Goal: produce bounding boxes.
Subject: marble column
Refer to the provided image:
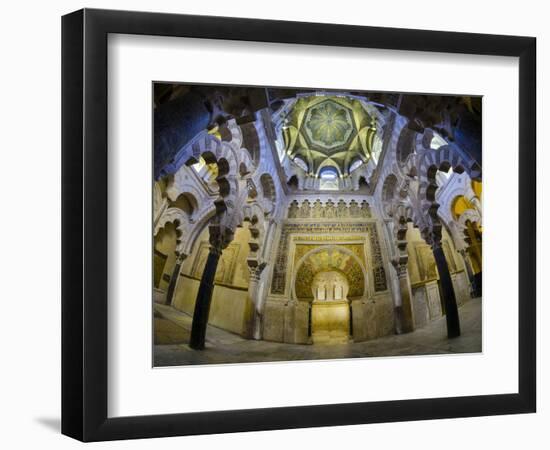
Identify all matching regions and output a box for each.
[189,244,223,350]
[244,263,266,340]
[465,223,482,298]
[458,249,476,298]
[393,261,415,333]
[389,270,404,335]
[164,253,186,306]
[433,241,461,338]
[384,221,404,335]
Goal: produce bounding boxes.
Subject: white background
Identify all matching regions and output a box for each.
[109,35,518,417]
[0,0,547,448]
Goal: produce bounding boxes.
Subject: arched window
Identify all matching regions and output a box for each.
[349,159,363,173]
[293,157,308,171]
[319,167,339,190]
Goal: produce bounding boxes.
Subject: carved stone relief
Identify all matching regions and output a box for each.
[287,199,372,219]
[271,222,387,295]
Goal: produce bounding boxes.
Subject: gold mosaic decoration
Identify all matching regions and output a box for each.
[294,245,366,299]
[271,222,387,295]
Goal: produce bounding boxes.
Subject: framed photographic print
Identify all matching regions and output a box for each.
[61,8,536,442]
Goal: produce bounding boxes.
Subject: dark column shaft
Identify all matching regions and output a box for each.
[189,249,221,350]
[433,245,461,338]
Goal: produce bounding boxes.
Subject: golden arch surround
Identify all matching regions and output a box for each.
[291,245,368,301]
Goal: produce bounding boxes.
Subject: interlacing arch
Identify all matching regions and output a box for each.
[156,119,258,257]
[179,204,218,256]
[379,171,419,268]
[416,142,482,243]
[187,132,255,231]
[418,144,481,200]
[452,208,483,251]
[153,182,165,221]
[154,207,189,249]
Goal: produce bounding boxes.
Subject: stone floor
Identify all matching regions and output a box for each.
[154,298,482,367]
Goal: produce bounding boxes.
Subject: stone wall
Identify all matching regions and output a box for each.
[263,293,394,344]
[173,276,249,336]
[352,294,394,342]
[412,280,442,329]
[412,287,430,329]
[262,300,310,344]
[452,271,471,307]
[263,300,285,343]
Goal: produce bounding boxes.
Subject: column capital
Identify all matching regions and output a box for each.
[422,225,443,250]
[175,252,188,264]
[247,261,267,281]
[208,223,233,255]
[391,258,409,277]
[395,262,409,277]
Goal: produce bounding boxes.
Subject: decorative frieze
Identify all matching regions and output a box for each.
[368,224,388,292]
[287,199,372,219]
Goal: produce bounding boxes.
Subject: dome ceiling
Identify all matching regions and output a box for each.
[283,95,378,176]
[303,100,356,153]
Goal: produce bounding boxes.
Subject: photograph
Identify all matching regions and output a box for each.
[0,1,542,446]
[152,84,483,367]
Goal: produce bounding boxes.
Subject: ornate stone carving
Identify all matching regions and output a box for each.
[286,199,373,219]
[312,199,324,218]
[368,224,388,291]
[324,199,336,218]
[248,262,267,282]
[271,222,387,295]
[337,199,349,218]
[293,244,366,298]
[349,200,360,217]
[391,259,409,278]
[360,200,372,218]
[287,200,299,218]
[299,199,311,218]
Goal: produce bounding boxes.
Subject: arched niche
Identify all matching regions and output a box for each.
[318,166,340,191]
[309,269,352,344]
[291,245,367,302]
[311,270,350,302]
[170,192,197,217]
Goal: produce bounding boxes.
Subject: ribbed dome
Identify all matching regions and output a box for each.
[283,95,378,177]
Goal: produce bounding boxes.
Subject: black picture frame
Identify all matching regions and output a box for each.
[61,8,536,442]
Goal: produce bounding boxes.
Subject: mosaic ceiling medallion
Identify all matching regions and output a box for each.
[303,100,355,153]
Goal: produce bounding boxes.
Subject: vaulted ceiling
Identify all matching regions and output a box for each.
[283,95,378,176]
